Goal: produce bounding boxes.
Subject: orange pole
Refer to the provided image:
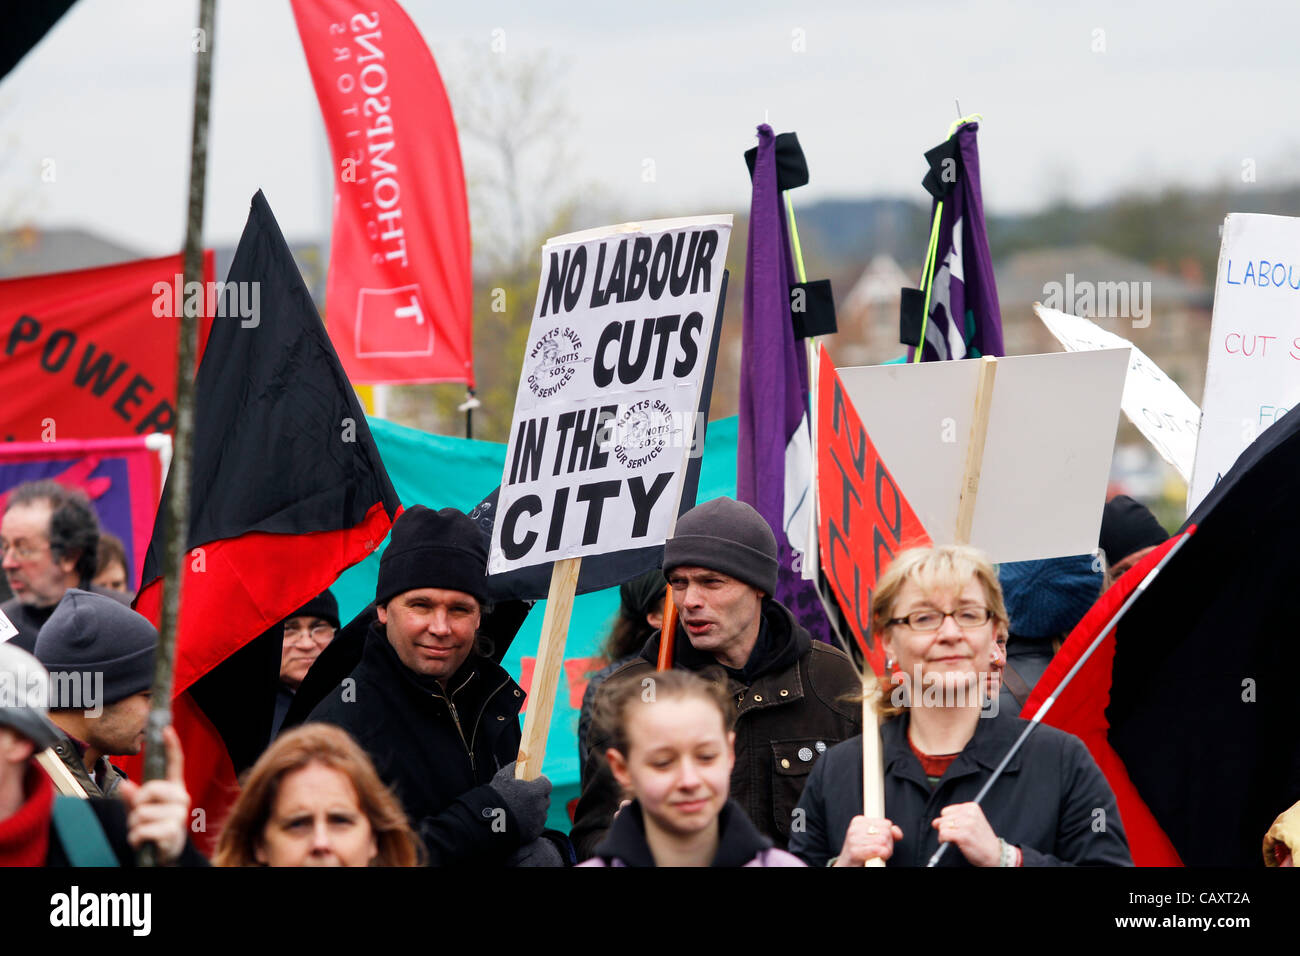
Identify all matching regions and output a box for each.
[655,584,677,670]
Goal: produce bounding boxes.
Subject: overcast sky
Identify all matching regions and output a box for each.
[3,0,1298,257]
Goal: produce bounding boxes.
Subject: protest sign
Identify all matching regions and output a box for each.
[1188,213,1300,512]
[1036,304,1200,484]
[815,345,930,675]
[0,253,214,443]
[835,349,1128,564]
[489,216,733,574]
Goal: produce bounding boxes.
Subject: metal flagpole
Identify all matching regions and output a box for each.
[926,531,1193,867]
[138,0,215,865]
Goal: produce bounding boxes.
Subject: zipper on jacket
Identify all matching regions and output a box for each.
[468,676,513,764]
[446,698,475,772]
[433,677,477,773]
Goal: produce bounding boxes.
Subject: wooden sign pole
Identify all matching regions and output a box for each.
[955,356,998,545]
[861,680,886,867]
[36,749,89,798]
[515,556,582,781]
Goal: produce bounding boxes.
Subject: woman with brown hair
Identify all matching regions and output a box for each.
[214,723,420,867]
[579,668,804,867]
[789,544,1131,868]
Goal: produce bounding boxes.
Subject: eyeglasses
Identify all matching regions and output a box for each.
[887,607,993,631]
[0,539,49,562]
[283,623,335,643]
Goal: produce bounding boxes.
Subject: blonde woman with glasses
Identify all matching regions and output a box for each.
[788,545,1132,868]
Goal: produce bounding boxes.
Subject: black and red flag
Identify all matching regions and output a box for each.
[1025,403,1300,866]
[127,191,402,851]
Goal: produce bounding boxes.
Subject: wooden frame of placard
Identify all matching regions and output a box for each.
[36,749,89,797]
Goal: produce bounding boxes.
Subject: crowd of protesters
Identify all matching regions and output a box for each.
[1,478,1294,867]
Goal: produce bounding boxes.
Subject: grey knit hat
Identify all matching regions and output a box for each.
[0,642,60,749]
[663,497,778,595]
[34,589,158,708]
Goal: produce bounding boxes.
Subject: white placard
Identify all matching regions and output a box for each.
[1188,213,1300,513]
[1035,304,1200,483]
[0,607,16,643]
[489,216,733,573]
[835,349,1128,564]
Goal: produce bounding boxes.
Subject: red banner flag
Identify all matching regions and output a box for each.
[291,0,474,386]
[0,252,213,443]
[816,345,930,674]
[1021,534,1188,866]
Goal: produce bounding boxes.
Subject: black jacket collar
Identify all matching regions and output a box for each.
[881,708,1025,790]
[592,799,773,867]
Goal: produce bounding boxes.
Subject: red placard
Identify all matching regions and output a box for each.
[0,252,213,443]
[816,345,930,674]
[291,0,473,386]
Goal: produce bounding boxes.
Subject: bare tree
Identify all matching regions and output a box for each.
[444,44,578,273]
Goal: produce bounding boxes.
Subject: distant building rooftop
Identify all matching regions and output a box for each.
[0,225,143,278]
[0,225,327,307]
[995,244,1212,310]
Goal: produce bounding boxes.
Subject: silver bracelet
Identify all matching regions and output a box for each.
[997,838,1016,867]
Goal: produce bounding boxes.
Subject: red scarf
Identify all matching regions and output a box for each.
[0,764,54,867]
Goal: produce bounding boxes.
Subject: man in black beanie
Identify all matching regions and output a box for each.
[1099,494,1169,588]
[32,588,158,797]
[570,496,861,859]
[308,505,557,867]
[271,589,339,738]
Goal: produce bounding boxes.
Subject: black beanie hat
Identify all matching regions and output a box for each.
[620,568,667,620]
[284,590,340,630]
[1100,495,1168,565]
[34,588,158,708]
[375,505,489,606]
[662,497,778,595]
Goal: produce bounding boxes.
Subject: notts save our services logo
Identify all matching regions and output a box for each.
[613,398,672,468]
[526,327,585,399]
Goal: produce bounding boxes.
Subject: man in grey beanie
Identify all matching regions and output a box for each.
[33,588,159,797]
[0,643,204,866]
[570,496,862,859]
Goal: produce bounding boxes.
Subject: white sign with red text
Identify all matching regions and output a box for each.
[1189,213,1300,512]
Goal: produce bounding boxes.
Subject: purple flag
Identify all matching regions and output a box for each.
[911,121,1004,361]
[737,124,831,643]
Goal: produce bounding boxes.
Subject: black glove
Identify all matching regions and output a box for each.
[489,761,551,844]
[507,837,565,867]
